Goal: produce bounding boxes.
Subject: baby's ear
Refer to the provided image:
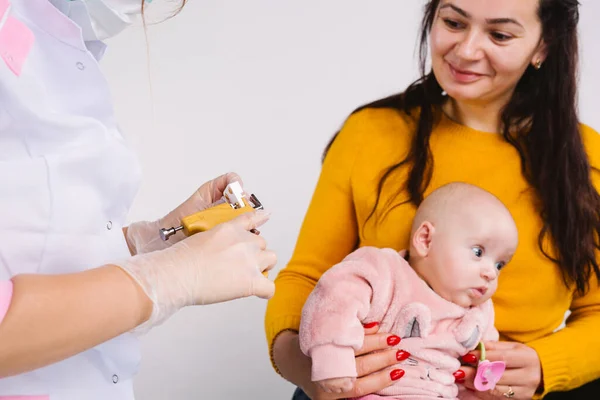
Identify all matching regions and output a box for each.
[412,221,435,257]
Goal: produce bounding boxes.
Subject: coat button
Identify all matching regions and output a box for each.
[76,62,85,70]
[106,221,113,230]
[112,374,119,384]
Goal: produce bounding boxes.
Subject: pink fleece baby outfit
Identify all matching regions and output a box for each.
[299,247,499,400]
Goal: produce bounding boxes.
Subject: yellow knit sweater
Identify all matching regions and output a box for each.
[264,107,600,397]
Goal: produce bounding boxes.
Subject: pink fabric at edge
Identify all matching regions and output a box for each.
[0,0,9,18]
[0,280,13,324]
[0,15,35,76]
[0,282,49,399]
[0,397,50,400]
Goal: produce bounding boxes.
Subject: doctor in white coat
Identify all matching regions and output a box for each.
[0,0,277,398]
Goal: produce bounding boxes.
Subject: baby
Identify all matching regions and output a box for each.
[299,182,518,399]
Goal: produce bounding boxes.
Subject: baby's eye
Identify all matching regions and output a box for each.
[472,246,483,257]
[495,261,506,271]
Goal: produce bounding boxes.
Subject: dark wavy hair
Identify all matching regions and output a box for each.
[324,0,600,295]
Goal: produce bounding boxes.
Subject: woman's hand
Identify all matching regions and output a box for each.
[273,323,408,400]
[125,172,243,255]
[118,209,276,332]
[161,172,243,227]
[459,341,542,399]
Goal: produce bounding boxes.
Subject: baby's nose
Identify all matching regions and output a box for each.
[481,265,497,280]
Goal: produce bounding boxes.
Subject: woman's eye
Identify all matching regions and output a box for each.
[444,18,464,29]
[491,32,512,42]
[495,262,506,271]
[472,247,483,257]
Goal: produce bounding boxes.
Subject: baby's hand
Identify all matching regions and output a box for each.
[316,377,356,394]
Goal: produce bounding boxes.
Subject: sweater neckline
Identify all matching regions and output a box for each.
[437,110,507,142]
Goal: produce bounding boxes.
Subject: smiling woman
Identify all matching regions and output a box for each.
[266,0,600,399]
[431,0,547,130]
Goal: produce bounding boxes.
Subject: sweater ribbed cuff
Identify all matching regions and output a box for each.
[266,315,302,376]
[528,336,572,398]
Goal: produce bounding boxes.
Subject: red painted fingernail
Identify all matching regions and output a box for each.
[390,369,405,381]
[363,322,379,329]
[387,335,401,346]
[456,379,465,384]
[461,353,478,364]
[396,350,411,361]
[453,370,466,381]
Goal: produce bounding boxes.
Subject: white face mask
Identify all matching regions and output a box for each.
[54,0,147,41]
[84,0,146,40]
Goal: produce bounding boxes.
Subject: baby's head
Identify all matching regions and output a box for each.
[408,182,518,308]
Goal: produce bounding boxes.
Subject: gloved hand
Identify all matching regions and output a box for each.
[117,209,276,333]
[125,172,242,255]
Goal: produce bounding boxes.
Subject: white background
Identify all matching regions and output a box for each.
[101,1,600,398]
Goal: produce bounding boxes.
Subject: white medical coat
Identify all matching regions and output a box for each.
[0,0,143,398]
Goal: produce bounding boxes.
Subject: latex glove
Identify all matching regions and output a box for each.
[117,209,276,332]
[125,172,242,255]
